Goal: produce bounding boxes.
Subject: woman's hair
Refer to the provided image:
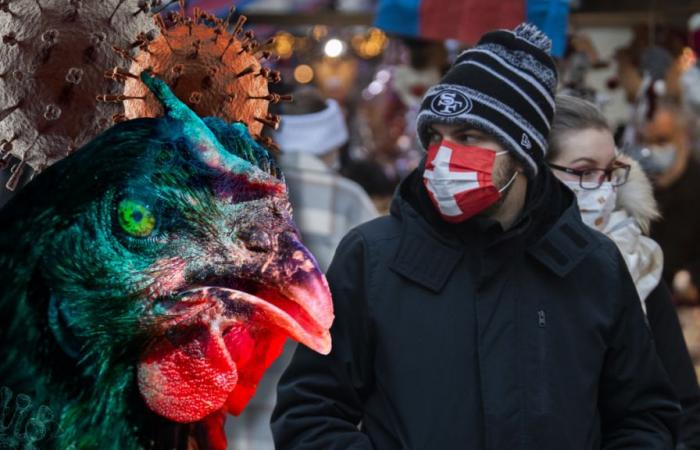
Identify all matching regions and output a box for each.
[547,94,610,161]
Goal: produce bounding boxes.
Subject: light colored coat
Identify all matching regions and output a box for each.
[604,155,663,308]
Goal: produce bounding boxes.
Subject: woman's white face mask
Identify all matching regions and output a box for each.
[564,181,617,231]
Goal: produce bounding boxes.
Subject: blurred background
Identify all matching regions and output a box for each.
[5,0,700,447]
[168,1,700,448]
[120,1,697,448]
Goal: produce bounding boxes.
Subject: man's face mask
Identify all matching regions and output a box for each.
[645,143,677,174]
[423,140,518,223]
[565,181,617,231]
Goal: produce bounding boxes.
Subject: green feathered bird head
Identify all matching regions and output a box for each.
[0,71,333,450]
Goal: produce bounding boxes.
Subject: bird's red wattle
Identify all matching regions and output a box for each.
[137,322,238,423]
[136,279,333,424]
[223,326,287,415]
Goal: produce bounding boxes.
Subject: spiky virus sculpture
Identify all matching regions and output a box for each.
[104,3,288,148]
[0,0,165,190]
[0,71,333,449]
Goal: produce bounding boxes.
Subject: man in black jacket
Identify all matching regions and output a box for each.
[271,23,680,450]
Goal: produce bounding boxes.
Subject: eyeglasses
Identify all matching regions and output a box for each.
[547,160,631,190]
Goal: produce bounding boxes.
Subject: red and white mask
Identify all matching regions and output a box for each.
[423,140,518,223]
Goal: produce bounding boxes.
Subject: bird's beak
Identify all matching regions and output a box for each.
[247,231,333,354]
[137,229,334,423]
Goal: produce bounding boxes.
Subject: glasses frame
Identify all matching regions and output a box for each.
[547,161,631,190]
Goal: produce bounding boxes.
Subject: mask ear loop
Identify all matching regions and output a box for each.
[493,151,519,193]
[498,171,519,193]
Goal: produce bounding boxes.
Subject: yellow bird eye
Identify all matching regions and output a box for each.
[117,199,156,237]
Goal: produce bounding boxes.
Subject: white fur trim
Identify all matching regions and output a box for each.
[614,154,660,234]
[601,154,663,306]
[605,211,663,305]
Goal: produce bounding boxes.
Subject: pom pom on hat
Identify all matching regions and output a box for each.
[513,23,552,54]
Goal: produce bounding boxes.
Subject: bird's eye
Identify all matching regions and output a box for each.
[117,199,156,237]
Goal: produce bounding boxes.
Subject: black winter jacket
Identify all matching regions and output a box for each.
[651,159,700,292]
[646,281,700,449]
[272,167,680,450]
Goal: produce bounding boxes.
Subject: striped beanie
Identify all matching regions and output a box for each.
[417,23,558,177]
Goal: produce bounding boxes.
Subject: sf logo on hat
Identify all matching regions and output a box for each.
[431,90,472,116]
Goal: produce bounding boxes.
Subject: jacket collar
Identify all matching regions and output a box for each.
[525,199,601,278]
[388,197,465,293]
[387,170,600,291]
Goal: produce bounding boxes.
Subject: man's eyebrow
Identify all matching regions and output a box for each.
[454,127,485,135]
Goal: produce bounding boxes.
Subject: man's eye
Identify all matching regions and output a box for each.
[456,134,480,144]
[429,132,442,143]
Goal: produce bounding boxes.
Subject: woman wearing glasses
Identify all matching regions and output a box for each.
[546,94,700,448]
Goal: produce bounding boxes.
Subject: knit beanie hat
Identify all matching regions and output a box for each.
[417,23,558,177]
[275,99,348,155]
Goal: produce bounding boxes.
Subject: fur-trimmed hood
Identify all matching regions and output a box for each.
[602,154,664,304]
[615,154,660,234]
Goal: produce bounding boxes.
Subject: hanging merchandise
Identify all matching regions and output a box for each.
[375,0,525,43]
[526,0,570,58]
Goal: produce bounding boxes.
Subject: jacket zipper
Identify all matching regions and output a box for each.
[537,309,547,413]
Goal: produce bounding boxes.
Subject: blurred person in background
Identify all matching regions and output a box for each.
[546,95,700,448]
[274,87,379,272]
[558,32,609,106]
[642,103,700,305]
[642,102,700,385]
[355,39,448,182]
[227,87,378,450]
[340,158,398,215]
[613,35,700,305]
[614,44,675,151]
[680,13,700,158]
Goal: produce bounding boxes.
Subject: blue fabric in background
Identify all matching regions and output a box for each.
[374,0,568,56]
[374,0,420,38]
[527,0,570,58]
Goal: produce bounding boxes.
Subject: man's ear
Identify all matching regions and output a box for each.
[513,159,526,174]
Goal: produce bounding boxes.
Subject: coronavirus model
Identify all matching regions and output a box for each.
[0,0,161,190]
[104,2,288,149]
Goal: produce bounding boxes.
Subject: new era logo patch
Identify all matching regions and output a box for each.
[430,90,472,117]
[521,133,532,149]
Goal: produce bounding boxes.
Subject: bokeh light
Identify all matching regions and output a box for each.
[324,38,345,58]
[294,64,314,84]
[274,32,295,59]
